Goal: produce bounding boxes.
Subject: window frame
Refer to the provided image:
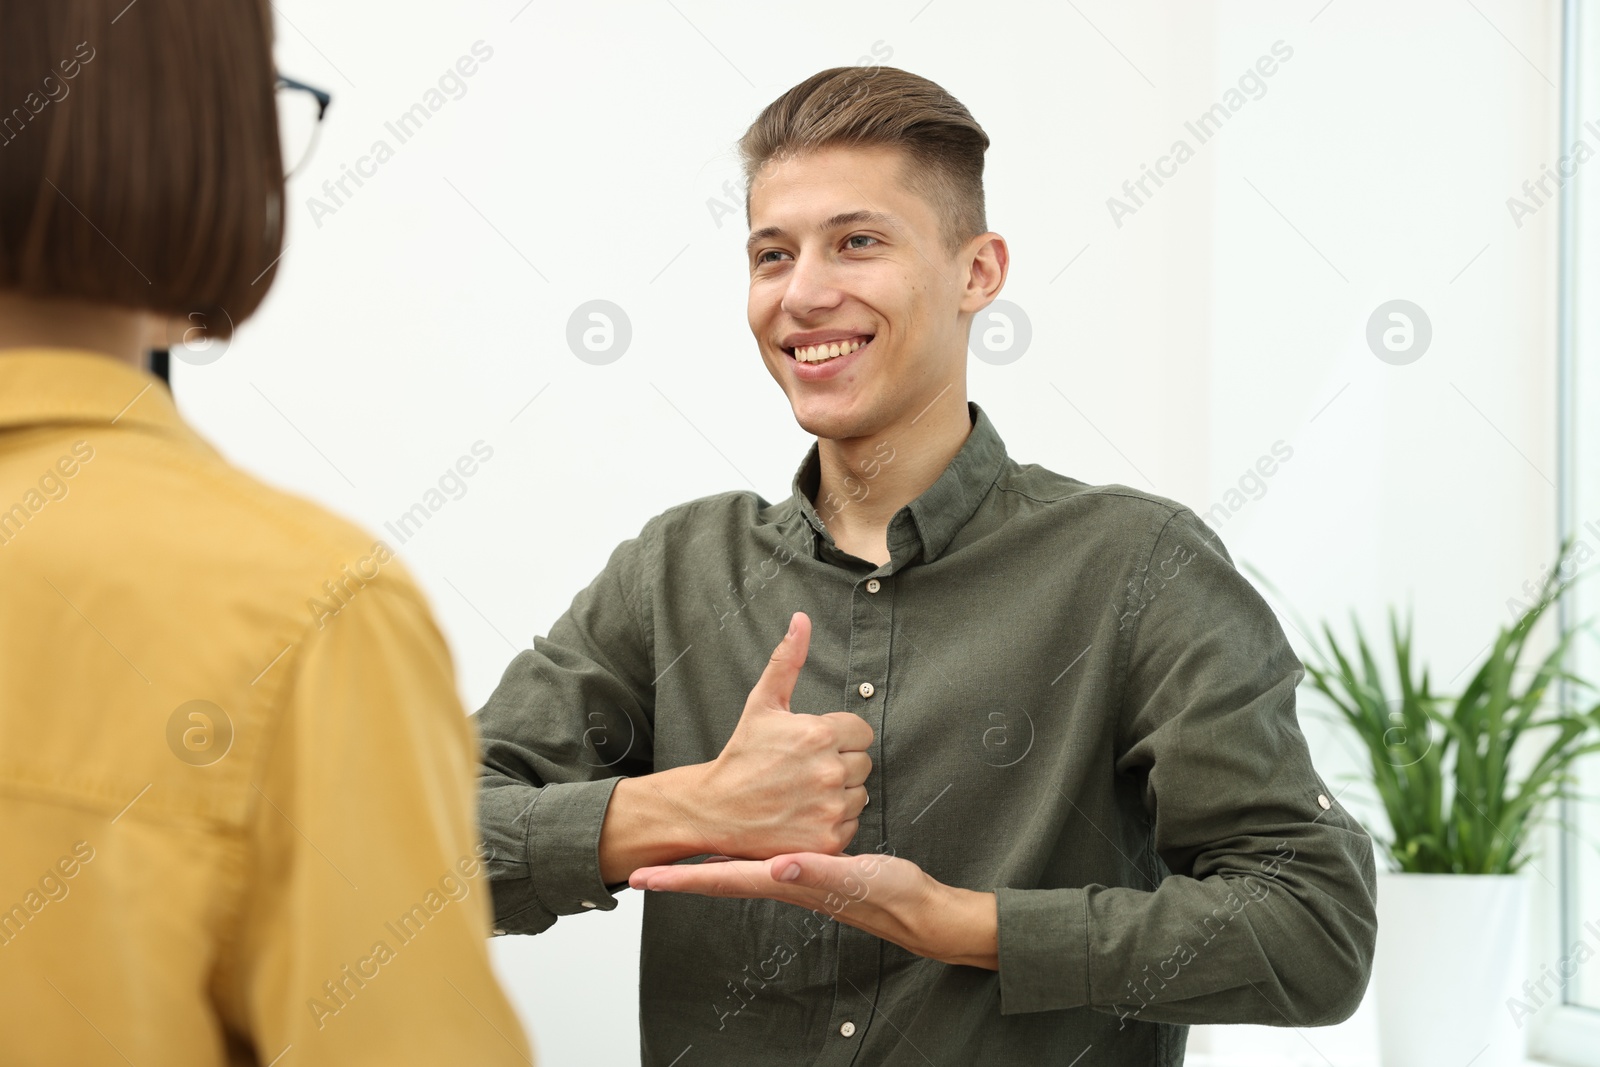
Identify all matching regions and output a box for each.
[1536,0,1600,1062]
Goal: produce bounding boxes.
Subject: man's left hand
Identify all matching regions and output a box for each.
[628,852,999,970]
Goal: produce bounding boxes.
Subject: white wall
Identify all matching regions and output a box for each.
[187,1,1564,1062]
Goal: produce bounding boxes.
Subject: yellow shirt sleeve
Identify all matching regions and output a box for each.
[217,570,535,1065]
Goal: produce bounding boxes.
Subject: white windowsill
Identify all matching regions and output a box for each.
[1183,1057,1550,1067]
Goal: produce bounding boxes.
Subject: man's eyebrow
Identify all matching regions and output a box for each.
[745,210,902,255]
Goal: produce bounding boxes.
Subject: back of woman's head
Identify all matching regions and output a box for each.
[0,1,283,339]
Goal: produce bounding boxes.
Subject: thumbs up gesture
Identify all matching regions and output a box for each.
[698,611,873,859]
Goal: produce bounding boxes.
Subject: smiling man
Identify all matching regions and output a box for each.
[475,66,1377,1065]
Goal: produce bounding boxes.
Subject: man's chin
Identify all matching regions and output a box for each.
[789,403,869,443]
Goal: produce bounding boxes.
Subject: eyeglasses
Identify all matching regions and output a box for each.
[276,73,331,179]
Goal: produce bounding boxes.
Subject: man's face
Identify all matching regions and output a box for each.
[746,143,987,441]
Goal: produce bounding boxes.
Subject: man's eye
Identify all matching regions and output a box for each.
[846,234,879,250]
[755,249,788,265]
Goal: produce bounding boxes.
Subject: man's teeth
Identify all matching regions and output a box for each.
[793,336,871,363]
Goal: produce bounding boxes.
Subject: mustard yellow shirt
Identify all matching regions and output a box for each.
[0,350,534,1066]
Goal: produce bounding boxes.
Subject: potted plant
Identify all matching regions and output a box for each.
[1250,542,1600,1065]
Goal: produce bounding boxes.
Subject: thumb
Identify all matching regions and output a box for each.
[769,852,852,889]
[746,611,809,714]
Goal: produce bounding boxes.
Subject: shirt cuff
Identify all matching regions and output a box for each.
[524,777,627,918]
[485,776,626,934]
[994,886,1091,1015]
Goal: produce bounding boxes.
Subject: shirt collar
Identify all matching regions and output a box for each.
[0,349,188,437]
[788,400,1009,566]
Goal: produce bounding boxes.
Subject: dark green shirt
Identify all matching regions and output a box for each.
[474,401,1377,1066]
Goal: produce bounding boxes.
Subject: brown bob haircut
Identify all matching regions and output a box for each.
[0,0,284,339]
[737,65,990,260]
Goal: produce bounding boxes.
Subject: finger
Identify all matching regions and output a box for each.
[744,611,810,715]
[768,852,861,889]
[629,859,776,896]
[839,751,871,788]
[820,710,874,752]
[844,785,868,819]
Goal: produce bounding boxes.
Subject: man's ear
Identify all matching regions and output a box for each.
[961,233,1009,313]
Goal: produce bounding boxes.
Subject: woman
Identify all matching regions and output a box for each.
[0,3,534,1063]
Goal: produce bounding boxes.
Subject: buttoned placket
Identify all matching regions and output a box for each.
[791,452,956,1061]
[797,517,909,1065]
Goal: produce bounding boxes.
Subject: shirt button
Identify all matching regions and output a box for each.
[840,1021,857,1038]
[1317,794,1331,810]
[865,578,881,593]
[580,900,598,909]
[858,681,875,699]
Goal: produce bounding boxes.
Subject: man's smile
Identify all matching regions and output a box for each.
[783,336,873,380]
[784,334,874,364]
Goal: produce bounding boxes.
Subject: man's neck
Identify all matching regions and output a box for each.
[813,389,973,567]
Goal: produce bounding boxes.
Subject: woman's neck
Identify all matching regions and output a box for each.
[0,291,157,367]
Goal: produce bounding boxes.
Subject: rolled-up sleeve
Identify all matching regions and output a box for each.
[995,507,1378,1027]
[473,524,659,935]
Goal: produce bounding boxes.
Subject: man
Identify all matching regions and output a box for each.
[476,65,1376,1064]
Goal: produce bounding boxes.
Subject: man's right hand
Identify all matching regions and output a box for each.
[694,611,873,858]
[596,611,873,884]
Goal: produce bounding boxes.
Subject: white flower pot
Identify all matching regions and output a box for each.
[1375,871,1529,1066]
